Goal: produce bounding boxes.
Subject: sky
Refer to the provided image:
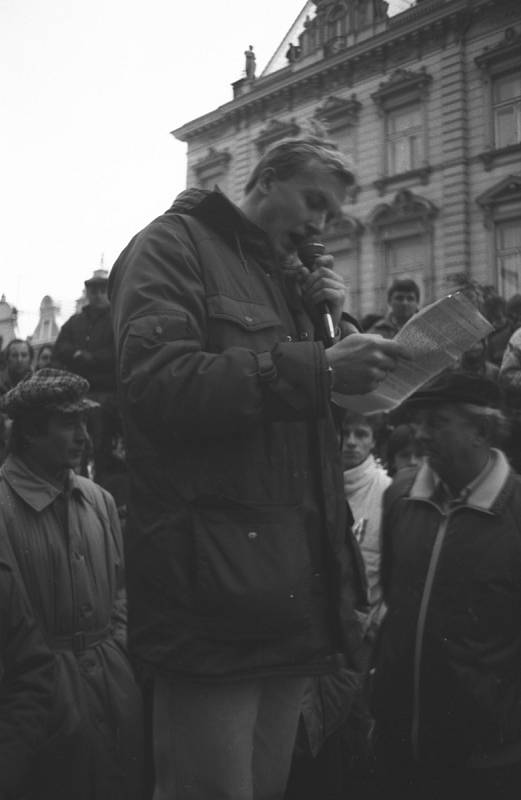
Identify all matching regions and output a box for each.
[1,0,409,337]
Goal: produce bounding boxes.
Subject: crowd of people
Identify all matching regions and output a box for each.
[0,136,520,800]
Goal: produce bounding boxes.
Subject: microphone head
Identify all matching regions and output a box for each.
[297,242,325,269]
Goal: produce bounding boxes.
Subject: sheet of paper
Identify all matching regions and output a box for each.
[332,292,493,414]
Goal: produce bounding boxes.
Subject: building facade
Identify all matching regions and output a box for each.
[0,295,18,349]
[173,0,521,318]
[31,295,60,349]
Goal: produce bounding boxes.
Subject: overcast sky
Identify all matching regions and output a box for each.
[1,0,408,336]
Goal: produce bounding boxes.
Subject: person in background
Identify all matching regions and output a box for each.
[0,338,33,395]
[35,344,54,371]
[373,372,521,800]
[0,368,143,800]
[0,560,54,799]
[110,136,407,800]
[341,412,390,639]
[368,279,420,339]
[53,270,119,480]
[384,423,422,477]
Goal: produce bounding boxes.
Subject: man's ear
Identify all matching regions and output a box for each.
[256,167,277,196]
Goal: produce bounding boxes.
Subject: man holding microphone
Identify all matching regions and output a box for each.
[110,136,407,800]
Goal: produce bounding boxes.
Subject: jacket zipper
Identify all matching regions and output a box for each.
[411,514,449,760]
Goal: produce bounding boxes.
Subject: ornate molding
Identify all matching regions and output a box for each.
[475,27,521,73]
[326,213,364,243]
[193,147,231,179]
[478,143,521,172]
[369,188,438,232]
[314,94,361,131]
[476,174,521,227]
[371,67,432,110]
[373,166,432,196]
[255,118,301,153]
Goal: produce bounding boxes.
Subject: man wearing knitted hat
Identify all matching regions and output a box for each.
[371,371,521,799]
[0,368,143,800]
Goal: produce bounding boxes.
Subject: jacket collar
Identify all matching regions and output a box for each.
[1,454,87,512]
[409,448,511,512]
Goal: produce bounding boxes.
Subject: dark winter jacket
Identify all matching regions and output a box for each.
[53,305,116,392]
[372,451,521,768]
[109,189,365,681]
[0,561,54,797]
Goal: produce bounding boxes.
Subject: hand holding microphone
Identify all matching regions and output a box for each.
[297,242,346,347]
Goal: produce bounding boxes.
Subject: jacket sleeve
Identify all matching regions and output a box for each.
[110,219,331,443]
[0,563,54,798]
[52,317,79,371]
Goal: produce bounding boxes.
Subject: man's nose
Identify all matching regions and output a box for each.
[307,212,328,236]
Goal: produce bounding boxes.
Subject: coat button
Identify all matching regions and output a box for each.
[247,531,258,540]
[154,325,162,335]
[244,315,254,324]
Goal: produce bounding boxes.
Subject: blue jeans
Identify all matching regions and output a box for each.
[153,674,308,800]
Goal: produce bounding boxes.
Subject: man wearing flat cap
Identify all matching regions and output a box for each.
[53,269,119,480]
[371,371,521,799]
[0,369,143,800]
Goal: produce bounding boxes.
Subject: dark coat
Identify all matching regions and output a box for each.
[0,561,54,797]
[53,305,116,392]
[109,189,365,680]
[373,453,521,767]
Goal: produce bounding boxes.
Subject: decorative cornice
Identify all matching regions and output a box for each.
[475,26,521,72]
[193,147,231,177]
[255,118,301,152]
[374,166,432,196]
[326,213,364,242]
[478,143,521,171]
[369,188,438,230]
[172,1,503,143]
[476,174,521,211]
[314,94,361,130]
[371,67,432,109]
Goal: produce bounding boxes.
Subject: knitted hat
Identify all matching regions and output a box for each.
[0,368,99,418]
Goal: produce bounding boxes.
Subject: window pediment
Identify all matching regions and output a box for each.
[371,67,432,110]
[369,189,438,232]
[194,147,231,179]
[326,213,364,242]
[476,174,521,225]
[314,94,361,130]
[475,28,521,74]
[255,118,301,153]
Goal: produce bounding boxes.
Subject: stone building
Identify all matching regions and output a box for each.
[0,295,18,350]
[31,295,60,349]
[173,0,521,319]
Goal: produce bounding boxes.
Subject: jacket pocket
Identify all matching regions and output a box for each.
[192,497,312,641]
[206,294,283,351]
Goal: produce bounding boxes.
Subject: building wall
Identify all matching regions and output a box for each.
[174,0,521,318]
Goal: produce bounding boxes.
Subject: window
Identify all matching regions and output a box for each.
[385,236,425,302]
[493,72,521,149]
[496,218,521,297]
[386,104,423,175]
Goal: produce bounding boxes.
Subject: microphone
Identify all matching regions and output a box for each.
[297,242,336,347]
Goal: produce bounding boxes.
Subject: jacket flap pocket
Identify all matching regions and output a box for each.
[207,295,281,332]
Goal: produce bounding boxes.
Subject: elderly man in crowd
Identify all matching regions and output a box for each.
[0,368,143,800]
[110,136,407,800]
[372,371,521,800]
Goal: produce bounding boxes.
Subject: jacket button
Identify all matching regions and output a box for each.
[289,593,296,599]
[285,335,293,342]
[244,315,254,324]
[155,325,162,335]
[247,531,258,540]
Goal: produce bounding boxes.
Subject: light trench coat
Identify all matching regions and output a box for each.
[0,455,143,800]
